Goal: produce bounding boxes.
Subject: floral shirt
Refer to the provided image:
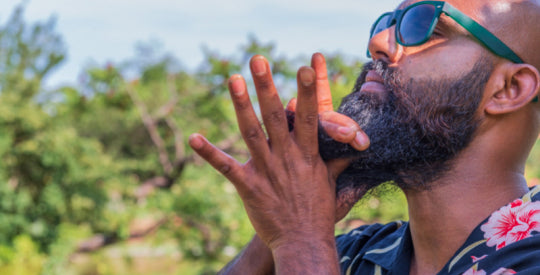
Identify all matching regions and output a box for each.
[336,185,540,275]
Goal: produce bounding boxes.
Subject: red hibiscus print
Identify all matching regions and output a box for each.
[462,267,516,275]
[462,267,486,275]
[471,255,487,263]
[491,268,516,275]
[480,199,540,250]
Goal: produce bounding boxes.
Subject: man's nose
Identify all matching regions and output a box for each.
[367,26,403,64]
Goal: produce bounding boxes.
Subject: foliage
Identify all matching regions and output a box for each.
[0,234,45,275]
[0,6,276,274]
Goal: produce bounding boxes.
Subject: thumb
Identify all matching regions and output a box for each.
[320,111,370,151]
[326,158,352,182]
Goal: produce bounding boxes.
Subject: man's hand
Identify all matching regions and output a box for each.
[191,53,369,274]
[190,54,342,244]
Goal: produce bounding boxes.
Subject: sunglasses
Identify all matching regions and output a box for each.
[367,1,523,64]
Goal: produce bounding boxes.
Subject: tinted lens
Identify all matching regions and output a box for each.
[398,4,437,45]
[371,13,393,37]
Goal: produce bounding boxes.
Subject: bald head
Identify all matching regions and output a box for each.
[475,0,540,70]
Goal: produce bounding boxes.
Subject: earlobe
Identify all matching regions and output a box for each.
[485,63,540,115]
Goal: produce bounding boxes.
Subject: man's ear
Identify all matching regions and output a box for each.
[484,63,540,115]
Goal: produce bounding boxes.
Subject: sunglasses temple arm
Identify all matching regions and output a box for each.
[443,4,523,64]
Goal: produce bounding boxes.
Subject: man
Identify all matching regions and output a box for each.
[189,0,540,273]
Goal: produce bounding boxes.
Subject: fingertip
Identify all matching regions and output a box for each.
[189,133,205,150]
[250,54,266,62]
[298,66,316,87]
[311,52,325,64]
[250,55,268,76]
[298,65,316,73]
[352,132,370,151]
[228,74,246,97]
[228,74,243,83]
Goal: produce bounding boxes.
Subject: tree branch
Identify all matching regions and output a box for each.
[75,217,168,253]
[126,85,173,175]
[152,76,178,120]
[166,117,185,167]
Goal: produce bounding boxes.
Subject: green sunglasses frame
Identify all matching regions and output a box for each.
[368,1,524,64]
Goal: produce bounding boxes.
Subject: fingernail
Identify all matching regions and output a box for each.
[229,75,244,96]
[354,132,369,149]
[337,126,353,136]
[189,134,203,149]
[251,56,266,76]
[299,68,314,87]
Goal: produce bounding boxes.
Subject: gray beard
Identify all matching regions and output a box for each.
[316,57,493,194]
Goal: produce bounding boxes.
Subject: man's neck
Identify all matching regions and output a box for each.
[404,150,530,275]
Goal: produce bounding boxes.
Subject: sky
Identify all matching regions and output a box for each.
[2,0,400,88]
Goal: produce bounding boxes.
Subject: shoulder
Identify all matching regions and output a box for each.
[458,234,540,274]
[447,186,540,274]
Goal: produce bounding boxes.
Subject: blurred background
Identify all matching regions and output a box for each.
[0,0,538,274]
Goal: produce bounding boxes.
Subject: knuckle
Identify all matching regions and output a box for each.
[267,172,280,186]
[318,98,333,107]
[301,152,317,166]
[317,73,328,81]
[244,127,262,142]
[234,98,252,110]
[329,134,347,143]
[219,164,233,175]
[255,78,273,91]
[302,150,318,167]
[263,110,285,125]
[298,113,318,127]
[241,182,261,199]
[240,186,255,198]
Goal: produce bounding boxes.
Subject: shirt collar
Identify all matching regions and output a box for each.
[362,220,412,271]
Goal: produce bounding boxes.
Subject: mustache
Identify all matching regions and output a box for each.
[352,60,401,94]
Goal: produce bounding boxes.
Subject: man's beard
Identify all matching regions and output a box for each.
[317,56,494,195]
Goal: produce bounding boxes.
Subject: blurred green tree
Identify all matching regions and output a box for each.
[0,5,121,275]
[0,5,412,275]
